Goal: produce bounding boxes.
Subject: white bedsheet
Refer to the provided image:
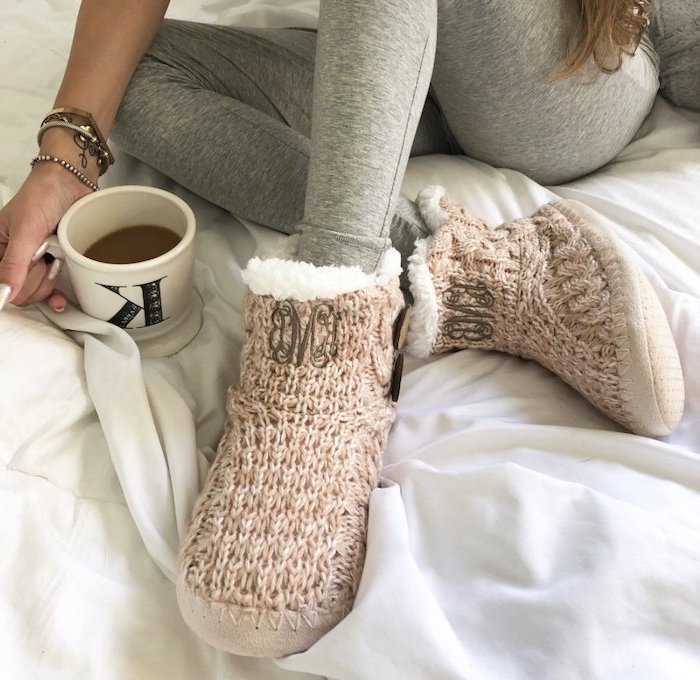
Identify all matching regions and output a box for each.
[1,2,699,679]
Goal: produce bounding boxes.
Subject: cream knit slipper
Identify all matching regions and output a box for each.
[176,249,407,657]
[406,186,685,437]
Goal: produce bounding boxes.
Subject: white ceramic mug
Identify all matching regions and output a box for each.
[48,185,203,357]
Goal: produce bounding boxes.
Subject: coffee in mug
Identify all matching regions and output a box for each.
[83,225,182,264]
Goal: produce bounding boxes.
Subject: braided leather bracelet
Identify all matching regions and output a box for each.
[31,155,99,192]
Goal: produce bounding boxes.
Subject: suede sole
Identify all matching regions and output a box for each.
[552,200,684,436]
[176,578,350,658]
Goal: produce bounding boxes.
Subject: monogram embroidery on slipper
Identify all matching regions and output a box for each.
[442,283,494,342]
[269,301,339,367]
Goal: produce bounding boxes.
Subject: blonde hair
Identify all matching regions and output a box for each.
[561,0,653,76]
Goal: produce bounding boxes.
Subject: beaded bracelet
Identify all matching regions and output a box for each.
[31,155,99,192]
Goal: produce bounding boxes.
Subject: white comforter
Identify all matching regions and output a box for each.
[1,2,699,679]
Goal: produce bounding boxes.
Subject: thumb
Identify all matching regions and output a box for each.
[0,231,43,307]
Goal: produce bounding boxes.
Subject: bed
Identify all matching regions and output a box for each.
[1,1,699,679]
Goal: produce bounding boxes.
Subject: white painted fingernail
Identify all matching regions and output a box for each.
[31,241,49,263]
[47,259,62,281]
[0,284,11,311]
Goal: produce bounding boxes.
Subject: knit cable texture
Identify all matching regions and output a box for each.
[422,195,684,433]
[178,275,404,638]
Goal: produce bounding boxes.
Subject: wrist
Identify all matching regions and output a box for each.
[30,155,95,203]
[38,126,101,184]
[40,107,114,175]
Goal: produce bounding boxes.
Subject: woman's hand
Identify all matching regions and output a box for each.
[0,0,173,312]
[0,163,92,312]
[0,0,172,313]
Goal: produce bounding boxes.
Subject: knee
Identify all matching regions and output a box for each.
[111,63,151,150]
[112,19,182,148]
[141,18,186,67]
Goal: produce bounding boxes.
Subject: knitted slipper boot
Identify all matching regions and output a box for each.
[406,186,684,437]
[177,249,407,657]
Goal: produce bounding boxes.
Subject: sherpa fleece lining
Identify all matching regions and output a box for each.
[404,185,449,357]
[415,184,449,231]
[242,247,402,302]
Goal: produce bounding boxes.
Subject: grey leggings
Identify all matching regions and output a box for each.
[112,0,698,276]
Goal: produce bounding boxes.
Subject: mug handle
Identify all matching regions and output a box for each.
[39,235,69,288]
[43,234,64,262]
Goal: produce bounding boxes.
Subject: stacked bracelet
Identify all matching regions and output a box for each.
[31,155,99,192]
[39,106,114,176]
[38,118,110,175]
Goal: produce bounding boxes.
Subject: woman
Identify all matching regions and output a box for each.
[0,0,695,658]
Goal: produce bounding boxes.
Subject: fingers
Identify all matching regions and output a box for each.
[47,290,67,313]
[9,259,48,306]
[0,284,10,311]
[0,231,44,305]
[0,240,63,311]
[0,242,50,311]
[9,258,64,308]
[31,240,50,263]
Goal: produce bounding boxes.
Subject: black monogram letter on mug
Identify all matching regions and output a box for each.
[97,277,169,328]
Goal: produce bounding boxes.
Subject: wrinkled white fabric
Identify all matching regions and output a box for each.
[1,1,700,679]
[36,304,210,581]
